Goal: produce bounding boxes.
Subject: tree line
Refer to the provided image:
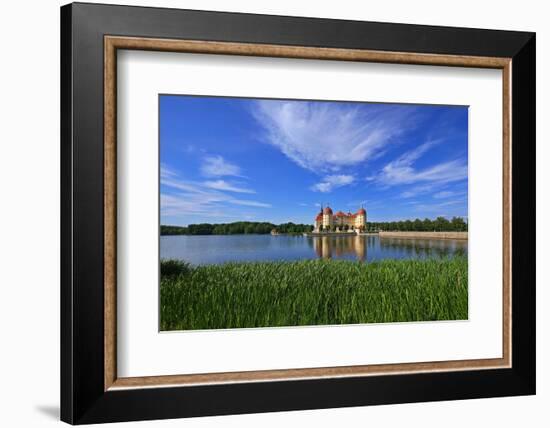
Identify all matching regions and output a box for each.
[161,217,467,236]
[161,221,313,236]
[366,216,467,232]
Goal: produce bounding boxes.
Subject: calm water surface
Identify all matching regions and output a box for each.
[161,234,467,265]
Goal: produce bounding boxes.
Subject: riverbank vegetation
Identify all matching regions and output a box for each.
[367,217,467,232]
[160,256,468,331]
[161,222,313,236]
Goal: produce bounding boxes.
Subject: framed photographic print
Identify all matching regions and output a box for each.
[60,2,535,424]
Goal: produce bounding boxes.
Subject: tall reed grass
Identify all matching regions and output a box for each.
[160,257,467,331]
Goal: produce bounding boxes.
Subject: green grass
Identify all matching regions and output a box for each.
[160,257,468,331]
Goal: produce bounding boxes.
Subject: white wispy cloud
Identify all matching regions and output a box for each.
[310,174,355,193]
[399,184,438,198]
[230,200,271,208]
[253,100,417,172]
[374,141,467,187]
[200,155,244,177]
[161,194,228,217]
[433,190,460,199]
[160,163,179,179]
[412,199,467,216]
[203,180,255,194]
[380,159,467,186]
[415,199,464,209]
[161,165,270,219]
[400,185,467,200]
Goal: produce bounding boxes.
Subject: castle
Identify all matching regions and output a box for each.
[313,206,367,232]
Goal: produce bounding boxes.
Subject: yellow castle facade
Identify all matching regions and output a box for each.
[313,206,367,232]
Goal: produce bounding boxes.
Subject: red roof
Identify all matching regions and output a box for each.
[358,208,366,215]
[335,211,346,217]
[323,207,333,215]
[315,214,323,221]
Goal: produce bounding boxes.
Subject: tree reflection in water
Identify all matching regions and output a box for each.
[311,235,467,261]
[379,237,467,259]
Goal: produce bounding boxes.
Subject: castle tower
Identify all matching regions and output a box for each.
[355,207,367,229]
[322,206,334,228]
[314,210,323,231]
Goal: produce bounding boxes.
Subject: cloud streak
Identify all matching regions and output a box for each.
[203,180,255,194]
[399,184,439,198]
[433,190,465,199]
[412,199,467,216]
[201,155,244,177]
[310,174,355,193]
[161,164,271,220]
[253,100,418,173]
[374,141,467,188]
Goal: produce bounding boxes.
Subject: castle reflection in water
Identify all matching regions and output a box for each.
[313,235,368,261]
[311,235,467,261]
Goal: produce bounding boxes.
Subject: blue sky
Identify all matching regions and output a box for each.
[160,95,468,226]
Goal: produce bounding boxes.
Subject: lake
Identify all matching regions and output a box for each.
[160,234,468,265]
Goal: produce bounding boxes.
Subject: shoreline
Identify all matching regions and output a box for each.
[163,231,468,239]
[379,231,468,240]
[303,231,467,239]
[304,231,362,237]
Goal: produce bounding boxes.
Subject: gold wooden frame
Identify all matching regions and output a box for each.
[104,36,512,391]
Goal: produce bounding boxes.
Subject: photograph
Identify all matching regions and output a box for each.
[159,95,469,331]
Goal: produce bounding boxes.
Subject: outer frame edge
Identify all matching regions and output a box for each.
[60,3,75,425]
[510,33,536,395]
[63,3,536,424]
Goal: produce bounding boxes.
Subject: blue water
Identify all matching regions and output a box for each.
[160,234,467,265]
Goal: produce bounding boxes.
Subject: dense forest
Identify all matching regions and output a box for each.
[161,221,313,236]
[161,217,466,235]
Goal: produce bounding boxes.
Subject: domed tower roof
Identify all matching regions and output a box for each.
[357,207,366,215]
[323,206,333,215]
